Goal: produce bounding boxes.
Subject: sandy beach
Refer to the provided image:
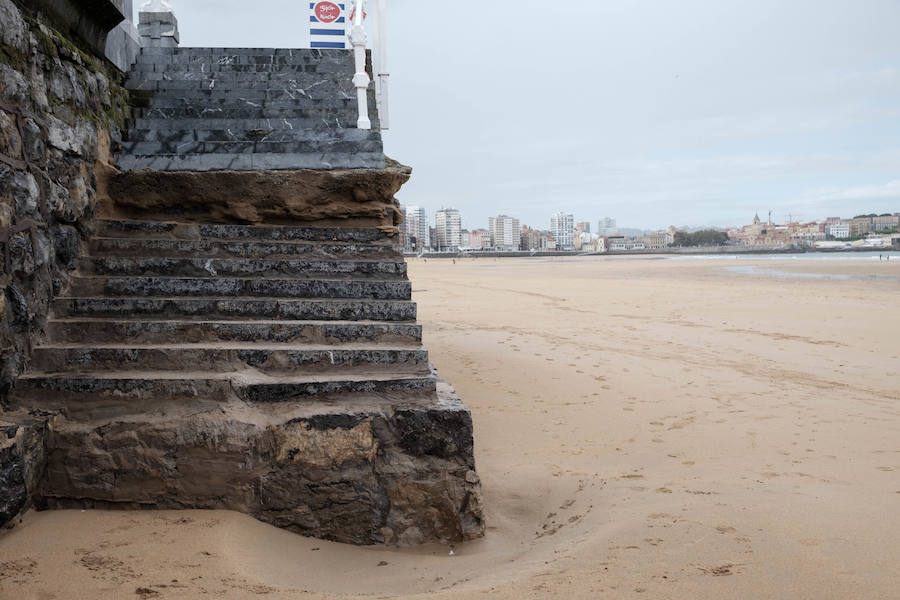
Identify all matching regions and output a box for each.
[1,255,898,600]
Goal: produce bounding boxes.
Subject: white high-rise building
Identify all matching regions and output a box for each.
[597,217,617,236]
[434,208,462,251]
[551,212,575,250]
[404,206,429,251]
[488,215,521,251]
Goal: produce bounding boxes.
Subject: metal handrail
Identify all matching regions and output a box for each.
[349,0,389,131]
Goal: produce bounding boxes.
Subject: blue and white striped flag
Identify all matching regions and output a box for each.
[310,2,347,49]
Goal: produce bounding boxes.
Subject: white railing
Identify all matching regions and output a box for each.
[349,0,390,130]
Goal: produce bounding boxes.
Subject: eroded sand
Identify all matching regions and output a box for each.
[1,256,898,599]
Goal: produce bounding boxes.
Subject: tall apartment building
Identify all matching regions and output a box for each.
[551,212,575,250]
[434,208,462,251]
[597,217,617,236]
[404,206,429,251]
[488,214,521,250]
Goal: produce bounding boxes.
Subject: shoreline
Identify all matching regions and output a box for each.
[406,246,900,259]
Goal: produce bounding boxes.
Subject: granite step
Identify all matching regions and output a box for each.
[68,276,411,300]
[127,78,364,91]
[128,71,358,85]
[120,139,383,156]
[116,152,386,171]
[94,221,397,244]
[78,257,406,279]
[30,344,431,375]
[132,63,360,74]
[141,98,358,110]
[133,87,357,102]
[53,297,417,321]
[134,106,364,120]
[88,238,399,260]
[46,319,423,345]
[12,370,437,406]
[131,118,361,131]
[126,128,379,144]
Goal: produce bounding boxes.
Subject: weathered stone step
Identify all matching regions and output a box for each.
[89,238,399,260]
[47,319,422,345]
[120,139,383,157]
[132,62,355,73]
[13,371,437,406]
[95,221,397,244]
[31,345,430,375]
[129,71,358,85]
[134,47,354,66]
[128,77,362,91]
[134,88,356,105]
[134,105,364,120]
[68,276,411,300]
[79,256,406,279]
[126,128,379,145]
[116,152,386,171]
[141,97,358,111]
[53,297,417,321]
[132,117,360,131]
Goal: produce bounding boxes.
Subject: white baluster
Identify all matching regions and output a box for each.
[349,0,371,130]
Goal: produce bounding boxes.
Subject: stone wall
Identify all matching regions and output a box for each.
[1,0,129,395]
[0,0,129,524]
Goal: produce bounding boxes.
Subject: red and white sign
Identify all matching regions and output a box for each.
[314,1,341,24]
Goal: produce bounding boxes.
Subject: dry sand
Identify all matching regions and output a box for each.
[1,255,898,599]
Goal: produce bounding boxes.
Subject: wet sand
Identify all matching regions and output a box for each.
[2,256,898,599]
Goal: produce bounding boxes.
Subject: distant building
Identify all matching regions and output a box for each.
[849,217,871,238]
[640,231,669,250]
[434,208,462,251]
[597,217,617,236]
[404,206,429,251]
[520,226,550,251]
[827,221,851,239]
[466,228,492,250]
[488,214,521,251]
[550,212,575,250]
[576,221,591,234]
[872,215,900,232]
[607,235,645,251]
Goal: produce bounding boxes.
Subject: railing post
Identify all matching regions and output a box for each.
[349,0,371,130]
[375,0,389,130]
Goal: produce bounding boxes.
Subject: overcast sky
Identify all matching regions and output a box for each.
[163,0,899,231]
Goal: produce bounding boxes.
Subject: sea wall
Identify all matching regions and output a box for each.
[0,0,129,523]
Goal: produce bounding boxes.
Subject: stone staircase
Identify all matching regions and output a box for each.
[3,46,483,546]
[9,218,483,545]
[17,219,430,401]
[120,47,384,171]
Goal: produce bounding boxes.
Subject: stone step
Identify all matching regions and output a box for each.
[53,297,417,321]
[132,62,357,74]
[78,256,406,279]
[68,276,411,300]
[13,370,437,406]
[126,128,378,144]
[94,221,397,244]
[133,87,356,103]
[132,117,361,131]
[120,139,383,157]
[128,71,358,85]
[128,79,360,92]
[30,344,431,375]
[88,238,399,260]
[133,105,366,120]
[116,152,386,171]
[134,47,354,66]
[47,319,423,345]
[142,98,359,111]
